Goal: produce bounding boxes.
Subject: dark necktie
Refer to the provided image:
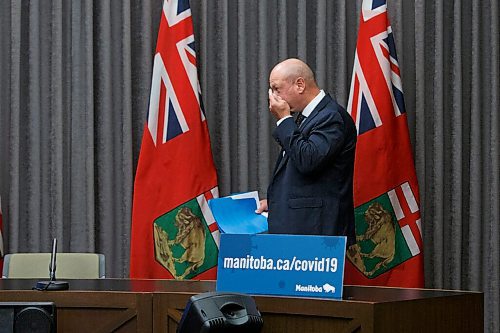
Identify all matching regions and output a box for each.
[295,113,305,126]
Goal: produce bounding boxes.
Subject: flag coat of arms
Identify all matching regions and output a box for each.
[345,0,424,287]
[130,0,219,279]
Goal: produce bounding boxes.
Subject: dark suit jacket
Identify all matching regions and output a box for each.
[267,94,357,245]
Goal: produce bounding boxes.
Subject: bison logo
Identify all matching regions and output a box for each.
[347,202,396,277]
[153,199,218,279]
[168,207,207,279]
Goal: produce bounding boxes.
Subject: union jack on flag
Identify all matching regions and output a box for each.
[347,0,405,135]
[344,0,424,288]
[148,0,205,146]
[131,0,219,279]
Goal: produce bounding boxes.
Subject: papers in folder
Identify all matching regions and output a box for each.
[208,191,268,234]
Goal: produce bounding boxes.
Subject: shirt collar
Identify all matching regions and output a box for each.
[301,90,325,117]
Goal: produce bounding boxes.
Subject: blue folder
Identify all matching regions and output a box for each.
[208,197,268,234]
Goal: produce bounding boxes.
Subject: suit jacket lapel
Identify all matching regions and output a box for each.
[300,94,331,129]
[273,149,288,176]
[273,95,331,176]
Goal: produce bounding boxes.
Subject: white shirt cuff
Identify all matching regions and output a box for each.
[276,115,292,126]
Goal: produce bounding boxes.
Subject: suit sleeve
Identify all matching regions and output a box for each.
[273,110,346,174]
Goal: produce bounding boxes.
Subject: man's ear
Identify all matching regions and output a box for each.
[295,77,305,93]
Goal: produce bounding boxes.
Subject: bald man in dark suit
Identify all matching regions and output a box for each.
[257,58,357,245]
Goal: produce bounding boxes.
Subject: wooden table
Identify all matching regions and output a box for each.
[0,279,483,332]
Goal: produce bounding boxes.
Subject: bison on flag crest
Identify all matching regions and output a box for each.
[345,0,424,287]
[130,0,219,279]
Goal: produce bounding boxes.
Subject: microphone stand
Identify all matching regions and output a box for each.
[34,238,69,291]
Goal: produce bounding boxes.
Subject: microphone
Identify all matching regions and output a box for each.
[34,238,69,291]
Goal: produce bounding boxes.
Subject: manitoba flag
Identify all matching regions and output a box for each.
[130,0,219,279]
[344,0,424,287]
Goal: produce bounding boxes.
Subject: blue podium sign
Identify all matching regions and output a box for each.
[216,234,346,299]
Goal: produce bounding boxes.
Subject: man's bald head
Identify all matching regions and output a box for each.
[269,58,321,112]
[271,58,317,87]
